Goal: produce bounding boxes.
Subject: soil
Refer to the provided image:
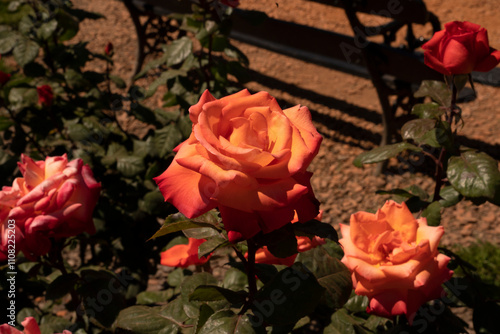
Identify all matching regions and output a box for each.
[67,0,500,332]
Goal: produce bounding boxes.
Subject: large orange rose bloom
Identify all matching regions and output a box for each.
[339,201,453,323]
[154,90,322,242]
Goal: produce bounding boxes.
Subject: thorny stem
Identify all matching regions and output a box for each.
[432,77,458,202]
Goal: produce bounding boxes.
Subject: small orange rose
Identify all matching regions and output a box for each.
[160,238,212,268]
[339,201,453,323]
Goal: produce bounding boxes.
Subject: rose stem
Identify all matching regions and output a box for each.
[49,239,84,324]
[237,239,258,315]
[432,76,458,202]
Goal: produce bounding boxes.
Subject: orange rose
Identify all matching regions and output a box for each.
[155,89,322,242]
[339,201,453,322]
[160,238,212,268]
[0,317,71,334]
[422,21,500,75]
[0,154,101,260]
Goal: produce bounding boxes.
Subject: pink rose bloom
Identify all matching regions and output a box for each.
[0,154,101,260]
[154,89,322,243]
[422,21,500,75]
[0,317,71,334]
[160,238,211,268]
[339,201,453,323]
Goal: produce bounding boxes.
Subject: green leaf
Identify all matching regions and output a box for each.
[102,142,128,165]
[146,70,185,98]
[293,219,338,242]
[166,36,193,67]
[414,80,451,106]
[8,87,38,111]
[353,142,422,167]
[46,273,79,300]
[113,305,180,334]
[258,223,298,259]
[136,290,174,305]
[401,118,436,142]
[439,186,463,207]
[0,28,19,53]
[0,116,14,131]
[252,263,325,326]
[17,308,40,324]
[150,218,220,241]
[198,310,259,334]
[343,294,369,313]
[13,37,39,67]
[139,190,166,215]
[190,285,247,306]
[181,273,226,319]
[411,102,445,119]
[325,308,370,334]
[38,20,58,40]
[421,201,441,226]
[222,268,248,291]
[66,123,92,142]
[196,304,215,334]
[154,124,183,157]
[447,151,500,200]
[117,155,145,177]
[65,68,89,90]
[198,235,229,258]
[183,227,219,239]
[39,314,72,334]
[229,261,278,284]
[109,74,126,89]
[55,10,79,41]
[296,246,352,309]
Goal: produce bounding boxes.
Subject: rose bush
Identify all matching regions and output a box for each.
[160,238,212,268]
[339,201,453,322]
[155,89,322,242]
[0,154,101,260]
[0,317,71,334]
[422,21,500,75]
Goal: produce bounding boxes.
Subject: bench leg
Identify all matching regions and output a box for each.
[122,0,147,79]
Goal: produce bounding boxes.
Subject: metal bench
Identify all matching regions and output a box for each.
[120,0,498,150]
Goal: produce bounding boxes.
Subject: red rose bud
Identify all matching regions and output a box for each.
[422,21,500,75]
[0,70,10,86]
[105,42,114,56]
[220,0,239,8]
[37,85,53,107]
